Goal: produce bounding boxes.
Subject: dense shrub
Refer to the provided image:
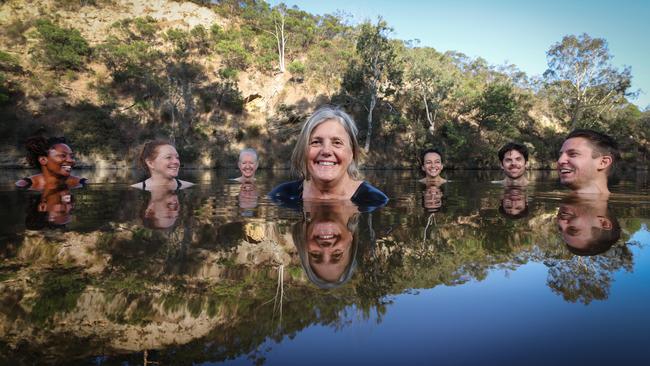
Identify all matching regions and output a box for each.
[31,19,91,71]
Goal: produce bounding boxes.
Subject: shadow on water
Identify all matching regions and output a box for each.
[0,169,649,364]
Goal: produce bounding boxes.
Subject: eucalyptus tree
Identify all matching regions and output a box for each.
[343,18,402,152]
[405,47,458,135]
[543,33,634,129]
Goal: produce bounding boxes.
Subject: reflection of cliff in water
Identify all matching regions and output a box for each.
[0,188,646,363]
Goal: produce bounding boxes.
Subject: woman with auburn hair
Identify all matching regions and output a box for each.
[131,140,193,191]
[15,135,87,190]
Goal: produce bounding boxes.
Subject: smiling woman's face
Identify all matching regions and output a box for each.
[306,215,353,282]
[306,119,353,184]
[146,145,180,179]
[41,143,75,178]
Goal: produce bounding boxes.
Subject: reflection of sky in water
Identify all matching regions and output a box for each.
[231,227,650,365]
[2,170,650,365]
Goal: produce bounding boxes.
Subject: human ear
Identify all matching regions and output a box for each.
[598,155,613,170]
[38,156,48,166]
[145,159,155,170]
[597,216,613,230]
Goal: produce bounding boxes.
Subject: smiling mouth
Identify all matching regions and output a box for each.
[61,165,72,173]
[317,161,337,166]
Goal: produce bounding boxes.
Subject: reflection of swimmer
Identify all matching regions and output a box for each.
[422,184,444,212]
[238,181,259,210]
[25,187,74,229]
[142,189,180,229]
[292,202,359,289]
[556,196,620,256]
[498,187,529,219]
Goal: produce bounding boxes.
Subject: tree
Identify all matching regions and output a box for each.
[263,4,287,73]
[344,18,402,152]
[543,33,634,129]
[405,47,457,135]
[31,19,90,71]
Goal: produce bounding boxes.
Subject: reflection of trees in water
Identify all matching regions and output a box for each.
[2,183,648,364]
[545,244,634,304]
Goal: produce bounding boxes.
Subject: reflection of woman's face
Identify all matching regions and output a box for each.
[239,182,258,209]
[305,204,355,282]
[145,190,180,229]
[306,119,353,184]
[42,188,73,225]
[423,185,443,210]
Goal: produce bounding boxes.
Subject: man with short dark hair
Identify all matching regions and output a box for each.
[495,142,529,186]
[556,196,620,256]
[557,129,618,195]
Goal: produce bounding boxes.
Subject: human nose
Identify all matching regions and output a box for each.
[319,141,333,155]
[557,153,567,165]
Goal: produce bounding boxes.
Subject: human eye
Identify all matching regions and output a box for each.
[310,138,321,146]
[308,251,323,263]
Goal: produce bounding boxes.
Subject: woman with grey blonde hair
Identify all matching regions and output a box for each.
[269,105,388,210]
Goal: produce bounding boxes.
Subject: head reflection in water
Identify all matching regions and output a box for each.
[422,184,443,212]
[143,189,180,229]
[499,187,528,219]
[556,196,620,256]
[26,186,74,229]
[238,182,258,210]
[293,202,359,289]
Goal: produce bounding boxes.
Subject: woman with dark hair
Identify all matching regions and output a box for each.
[269,105,388,211]
[15,135,87,190]
[131,140,193,191]
[419,148,447,185]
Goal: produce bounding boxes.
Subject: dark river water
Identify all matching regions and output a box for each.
[1,169,649,365]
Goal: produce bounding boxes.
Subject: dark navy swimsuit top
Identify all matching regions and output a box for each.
[268,180,389,212]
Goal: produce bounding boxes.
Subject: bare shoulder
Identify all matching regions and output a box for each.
[131,181,145,189]
[179,180,194,189]
[68,176,88,188]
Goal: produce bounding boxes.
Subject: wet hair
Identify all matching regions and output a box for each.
[238,148,258,164]
[421,184,445,212]
[498,142,528,163]
[138,140,173,175]
[292,210,360,289]
[498,199,529,219]
[566,213,621,256]
[564,129,620,163]
[420,148,444,168]
[25,135,69,168]
[290,105,361,180]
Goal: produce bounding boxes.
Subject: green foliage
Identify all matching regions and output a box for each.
[62,102,137,156]
[31,19,91,71]
[0,51,21,105]
[287,60,305,75]
[30,270,87,325]
[218,67,238,80]
[543,33,633,129]
[165,28,190,57]
[110,16,158,41]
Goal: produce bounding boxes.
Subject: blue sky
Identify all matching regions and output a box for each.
[270,0,649,109]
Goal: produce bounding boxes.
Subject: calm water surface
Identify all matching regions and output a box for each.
[1,169,649,365]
